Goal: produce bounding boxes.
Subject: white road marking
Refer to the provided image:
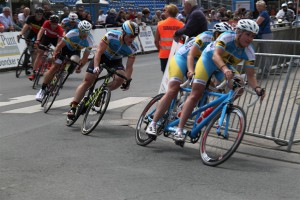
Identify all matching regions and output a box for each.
[0,95,36,107]
[2,97,149,114]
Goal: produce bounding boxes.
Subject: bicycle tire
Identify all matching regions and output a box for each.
[66,98,87,127]
[135,93,165,146]
[32,62,47,89]
[43,73,62,113]
[15,50,28,78]
[199,105,246,166]
[81,87,111,135]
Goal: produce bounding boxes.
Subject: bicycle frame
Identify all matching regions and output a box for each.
[160,86,237,140]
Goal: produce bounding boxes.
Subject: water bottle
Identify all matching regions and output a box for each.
[197,107,214,124]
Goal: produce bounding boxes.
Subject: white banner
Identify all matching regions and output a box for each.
[158,40,183,94]
[0,32,26,69]
[139,26,157,52]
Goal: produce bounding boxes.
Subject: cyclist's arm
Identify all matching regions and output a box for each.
[36,27,45,42]
[80,47,92,66]
[53,39,66,57]
[187,45,200,78]
[94,40,108,68]
[19,23,30,36]
[245,67,265,101]
[212,48,233,80]
[125,55,135,79]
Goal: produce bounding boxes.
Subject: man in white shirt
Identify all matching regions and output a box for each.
[97,10,107,26]
[0,7,14,31]
[18,7,30,26]
[276,3,295,22]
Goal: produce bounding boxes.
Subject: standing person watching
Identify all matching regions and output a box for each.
[174,0,207,40]
[173,20,266,141]
[155,4,184,73]
[67,20,139,118]
[18,7,30,27]
[255,1,272,40]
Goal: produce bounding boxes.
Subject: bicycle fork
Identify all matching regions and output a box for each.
[216,103,232,139]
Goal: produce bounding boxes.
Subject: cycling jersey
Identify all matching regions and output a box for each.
[169,31,214,82]
[63,28,94,52]
[42,20,64,38]
[194,31,255,85]
[61,17,80,33]
[25,15,46,40]
[102,30,138,60]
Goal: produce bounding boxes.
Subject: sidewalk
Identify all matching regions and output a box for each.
[122,100,300,164]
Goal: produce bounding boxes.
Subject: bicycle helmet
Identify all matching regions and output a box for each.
[68,12,78,21]
[35,7,44,14]
[213,22,232,33]
[78,20,92,32]
[49,15,59,23]
[122,20,139,36]
[236,19,259,34]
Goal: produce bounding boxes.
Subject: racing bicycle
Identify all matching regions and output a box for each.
[16,37,35,78]
[66,63,129,136]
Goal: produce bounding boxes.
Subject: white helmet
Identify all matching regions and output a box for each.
[68,12,78,21]
[281,3,287,7]
[236,19,259,34]
[78,20,92,32]
[213,22,232,33]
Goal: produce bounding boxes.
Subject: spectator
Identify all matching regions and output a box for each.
[105,9,117,27]
[0,7,14,32]
[76,6,85,20]
[255,0,273,75]
[276,3,295,22]
[42,3,54,20]
[176,10,186,22]
[152,10,162,25]
[60,7,70,22]
[245,10,253,19]
[116,10,126,26]
[216,7,227,21]
[225,10,233,20]
[0,22,4,33]
[155,4,184,73]
[18,7,30,26]
[134,12,143,26]
[141,8,151,25]
[174,0,207,40]
[127,8,136,20]
[208,9,218,22]
[287,1,297,14]
[161,12,167,20]
[12,13,22,31]
[85,12,96,29]
[97,10,107,26]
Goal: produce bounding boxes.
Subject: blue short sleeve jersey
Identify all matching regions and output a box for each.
[63,29,94,51]
[61,18,80,33]
[101,30,138,60]
[203,31,255,68]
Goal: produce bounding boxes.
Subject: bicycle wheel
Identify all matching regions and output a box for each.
[15,50,29,78]
[81,87,111,135]
[199,105,246,166]
[135,93,165,146]
[43,73,63,113]
[66,97,88,127]
[32,62,47,89]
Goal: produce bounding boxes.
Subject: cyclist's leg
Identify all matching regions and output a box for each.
[104,58,125,90]
[147,56,185,135]
[176,56,214,140]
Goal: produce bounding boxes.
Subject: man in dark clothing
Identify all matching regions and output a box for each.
[174,0,207,40]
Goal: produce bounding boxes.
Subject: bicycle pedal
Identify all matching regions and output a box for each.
[174,140,185,148]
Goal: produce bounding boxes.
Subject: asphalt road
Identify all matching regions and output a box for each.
[0,53,299,200]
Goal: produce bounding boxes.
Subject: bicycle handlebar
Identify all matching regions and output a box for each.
[100,63,129,81]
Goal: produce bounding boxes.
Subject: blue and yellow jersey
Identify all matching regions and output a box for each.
[203,31,255,68]
[63,29,94,51]
[101,30,138,60]
[61,18,80,33]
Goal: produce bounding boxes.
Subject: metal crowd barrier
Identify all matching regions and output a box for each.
[235,47,300,151]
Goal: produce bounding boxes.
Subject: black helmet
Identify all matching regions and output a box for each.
[122,20,140,36]
[49,15,59,23]
[35,7,44,14]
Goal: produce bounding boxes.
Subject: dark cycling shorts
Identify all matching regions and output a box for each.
[39,35,59,51]
[26,30,37,41]
[86,54,124,74]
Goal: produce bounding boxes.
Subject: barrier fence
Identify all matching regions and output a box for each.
[236,42,300,151]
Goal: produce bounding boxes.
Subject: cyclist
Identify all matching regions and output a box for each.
[61,12,80,34]
[67,20,139,119]
[146,22,232,136]
[173,19,266,141]
[35,20,94,102]
[29,15,64,81]
[17,7,46,74]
